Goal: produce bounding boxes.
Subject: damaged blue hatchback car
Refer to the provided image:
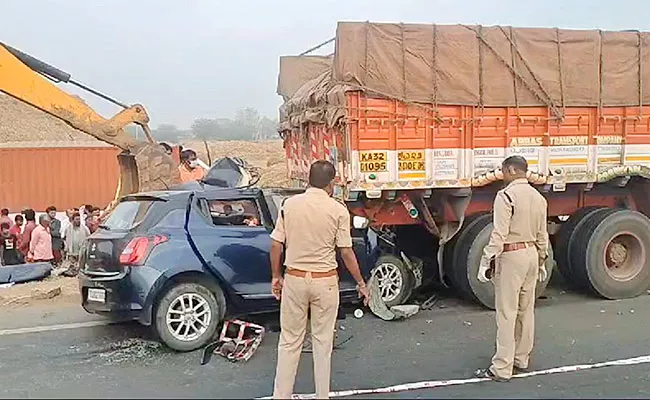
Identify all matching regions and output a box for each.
[78,185,409,351]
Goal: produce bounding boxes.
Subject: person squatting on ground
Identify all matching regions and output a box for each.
[475,155,549,382]
[270,160,371,399]
[28,214,54,264]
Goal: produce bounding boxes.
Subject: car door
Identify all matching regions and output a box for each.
[262,189,368,291]
[186,194,275,311]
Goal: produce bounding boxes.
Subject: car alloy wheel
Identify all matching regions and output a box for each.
[166,293,212,342]
[374,261,404,303]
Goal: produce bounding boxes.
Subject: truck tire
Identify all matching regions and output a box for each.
[554,207,605,282]
[442,212,490,288]
[154,282,224,352]
[372,255,415,307]
[570,208,650,299]
[454,216,554,310]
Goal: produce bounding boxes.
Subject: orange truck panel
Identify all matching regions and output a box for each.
[285,92,650,196]
[0,146,121,211]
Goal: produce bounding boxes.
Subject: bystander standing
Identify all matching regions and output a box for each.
[28,214,54,264]
[19,209,37,259]
[0,222,22,266]
[0,208,13,228]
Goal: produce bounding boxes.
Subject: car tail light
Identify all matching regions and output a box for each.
[119,234,168,265]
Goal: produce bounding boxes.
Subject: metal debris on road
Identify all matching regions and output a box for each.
[419,294,439,310]
[463,321,472,327]
[201,319,265,365]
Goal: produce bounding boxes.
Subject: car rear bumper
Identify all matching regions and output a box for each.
[78,266,163,325]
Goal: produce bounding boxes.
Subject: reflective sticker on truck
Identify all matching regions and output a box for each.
[359,151,388,173]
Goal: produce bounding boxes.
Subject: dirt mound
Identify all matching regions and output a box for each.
[181,140,290,187]
[0,92,101,146]
[0,275,80,307]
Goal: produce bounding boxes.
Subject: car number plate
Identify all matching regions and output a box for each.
[87,288,106,303]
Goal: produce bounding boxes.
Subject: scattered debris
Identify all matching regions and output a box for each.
[630,309,635,314]
[419,294,439,310]
[391,305,420,319]
[600,309,606,313]
[201,319,265,365]
[353,309,364,319]
[0,283,15,289]
[617,311,623,315]
[426,320,433,324]
[463,321,472,327]
[339,325,346,331]
[302,334,354,354]
[99,338,162,365]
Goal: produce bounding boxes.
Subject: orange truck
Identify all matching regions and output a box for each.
[277,22,650,309]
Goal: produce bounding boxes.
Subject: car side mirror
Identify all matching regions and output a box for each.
[352,216,369,230]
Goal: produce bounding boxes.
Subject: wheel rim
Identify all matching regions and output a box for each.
[603,231,645,282]
[166,293,212,342]
[374,262,403,303]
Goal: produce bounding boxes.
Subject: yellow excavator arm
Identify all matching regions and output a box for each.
[0,42,180,200]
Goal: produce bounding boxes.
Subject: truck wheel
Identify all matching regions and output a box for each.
[554,207,605,282]
[372,255,414,307]
[454,216,554,310]
[154,282,223,352]
[571,209,650,299]
[442,212,490,288]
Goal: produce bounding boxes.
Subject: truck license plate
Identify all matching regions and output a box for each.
[87,288,106,303]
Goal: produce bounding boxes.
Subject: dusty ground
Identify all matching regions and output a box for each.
[181,139,289,187]
[0,275,79,307]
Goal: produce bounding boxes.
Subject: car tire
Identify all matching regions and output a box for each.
[454,216,554,310]
[154,282,223,352]
[571,208,650,299]
[372,255,414,307]
[554,206,604,283]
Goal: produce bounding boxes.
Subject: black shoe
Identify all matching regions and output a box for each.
[513,366,529,375]
[474,368,509,382]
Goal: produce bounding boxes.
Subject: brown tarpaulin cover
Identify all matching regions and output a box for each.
[334,22,650,113]
[280,22,650,129]
[277,55,333,100]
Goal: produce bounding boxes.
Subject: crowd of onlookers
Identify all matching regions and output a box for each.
[0,205,102,276]
[0,148,209,274]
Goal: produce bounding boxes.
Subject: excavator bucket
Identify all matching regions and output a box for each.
[116,143,181,197]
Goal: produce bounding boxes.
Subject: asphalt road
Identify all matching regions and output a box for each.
[1,276,650,399]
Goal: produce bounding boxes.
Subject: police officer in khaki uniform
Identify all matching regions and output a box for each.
[475,155,549,382]
[270,160,371,399]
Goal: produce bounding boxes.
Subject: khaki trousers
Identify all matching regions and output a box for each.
[273,273,339,399]
[489,246,538,380]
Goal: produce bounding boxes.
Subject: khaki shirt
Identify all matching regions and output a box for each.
[270,188,353,273]
[483,178,549,262]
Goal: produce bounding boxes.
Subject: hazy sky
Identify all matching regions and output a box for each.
[3,0,650,129]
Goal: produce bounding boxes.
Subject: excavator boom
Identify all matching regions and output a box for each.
[0,42,180,199]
